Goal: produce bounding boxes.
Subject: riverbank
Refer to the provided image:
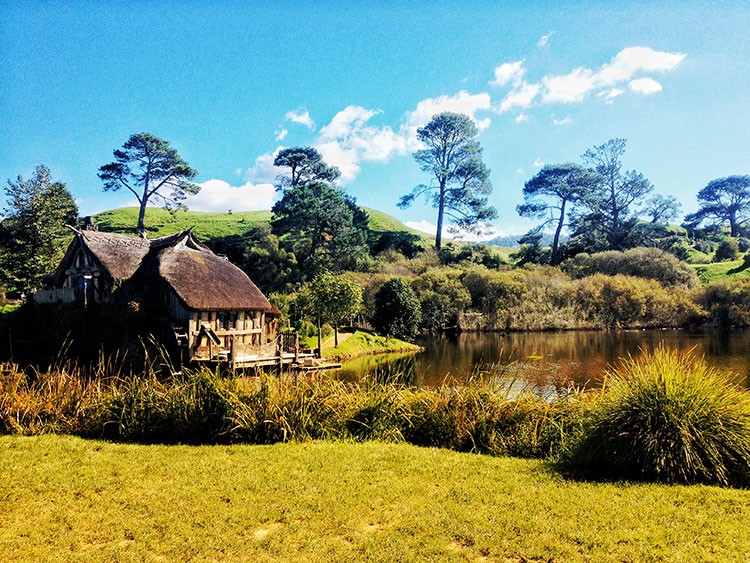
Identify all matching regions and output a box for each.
[320,328,423,362]
[1,435,747,562]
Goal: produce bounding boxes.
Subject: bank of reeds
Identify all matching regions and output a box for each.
[3,348,750,487]
[0,362,587,457]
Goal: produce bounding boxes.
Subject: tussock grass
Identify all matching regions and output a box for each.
[563,346,750,486]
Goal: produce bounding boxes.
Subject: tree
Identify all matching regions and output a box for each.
[273,146,341,190]
[0,165,78,293]
[579,138,654,250]
[307,272,363,347]
[99,133,200,235]
[684,176,750,237]
[271,181,370,278]
[643,194,681,225]
[411,270,471,332]
[517,163,602,264]
[399,112,497,250]
[371,277,421,341]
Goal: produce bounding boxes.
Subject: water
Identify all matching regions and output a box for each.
[338,329,750,391]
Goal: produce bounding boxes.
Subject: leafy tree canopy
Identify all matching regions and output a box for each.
[576,138,654,251]
[371,277,421,341]
[684,176,750,237]
[0,165,78,293]
[99,132,199,235]
[307,272,363,346]
[271,181,370,278]
[399,112,497,250]
[273,146,341,190]
[517,163,602,264]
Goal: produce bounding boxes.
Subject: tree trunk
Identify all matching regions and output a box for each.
[435,183,446,251]
[316,317,322,358]
[551,199,567,265]
[334,324,339,347]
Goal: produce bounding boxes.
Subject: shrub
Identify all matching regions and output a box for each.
[370,277,421,341]
[562,347,750,486]
[696,279,750,328]
[412,269,471,331]
[561,247,700,289]
[714,238,740,262]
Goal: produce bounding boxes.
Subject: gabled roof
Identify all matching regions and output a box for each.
[50,228,274,312]
[144,230,273,311]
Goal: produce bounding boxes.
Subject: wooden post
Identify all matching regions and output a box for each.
[316,317,322,359]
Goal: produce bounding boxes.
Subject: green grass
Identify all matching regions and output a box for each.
[94,207,273,239]
[94,206,431,242]
[321,328,422,361]
[691,260,750,283]
[1,435,748,562]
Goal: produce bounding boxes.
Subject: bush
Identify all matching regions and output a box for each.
[714,238,740,262]
[561,247,700,289]
[696,279,750,328]
[562,347,750,486]
[370,277,421,341]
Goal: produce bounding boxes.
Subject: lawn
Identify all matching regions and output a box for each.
[1,436,748,562]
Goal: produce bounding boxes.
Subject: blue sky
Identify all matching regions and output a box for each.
[2,1,749,239]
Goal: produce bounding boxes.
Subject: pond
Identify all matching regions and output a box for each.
[337,329,750,393]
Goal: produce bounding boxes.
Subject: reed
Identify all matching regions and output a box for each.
[562,345,750,486]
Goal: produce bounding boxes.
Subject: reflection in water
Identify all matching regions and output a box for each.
[338,329,750,390]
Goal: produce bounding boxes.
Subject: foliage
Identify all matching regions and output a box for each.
[572,138,654,251]
[307,272,363,346]
[714,237,740,262]
[438,242,504,268]
[696,279,750,328]
[510,228,548,266]
[98,133,199,235]
[271,181,370,277]
[273,146,341,190]
[684,175,750,237]
[460,266,527,321]
[399,112,497,250]
[562,346,750,486]
[517,163,602,264]
[371,277,422,341]
[642,193,681,224]
[0,165,78,293]
[561,247,700,289]
[411,269,471,331]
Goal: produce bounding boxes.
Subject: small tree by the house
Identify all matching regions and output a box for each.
[307,272,363,348]
[371,277,422,342]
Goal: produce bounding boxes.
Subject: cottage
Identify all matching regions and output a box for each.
[35,228,283,367]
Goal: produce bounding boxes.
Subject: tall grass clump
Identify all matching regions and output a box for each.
[563,346,750,486]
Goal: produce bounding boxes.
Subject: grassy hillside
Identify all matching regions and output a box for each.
[2,435,748,562]
[692,260,750,284]
[94,206,432,243]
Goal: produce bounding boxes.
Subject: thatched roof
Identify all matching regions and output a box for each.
[52,229,274,312]
[79,231,151,280]
[148,231,273,311]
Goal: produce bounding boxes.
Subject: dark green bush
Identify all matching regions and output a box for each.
[370,277,421,341]
[696,279,750,328]
[714,238,740,262]
[562,347,750,486]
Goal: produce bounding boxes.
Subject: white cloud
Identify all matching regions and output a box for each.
[312,91,492,184]
[491,61,525,87]
[533,158,545,168]
[498,81,541,112]
[186,179,276,212]
[597,88,624,103]
[275,128,288,141]
[316,105,410,182]
[516,167,525,175]
[541,46,684,104]
[241,150,283,184]
[284,108,315,130]
[404,90,492,133]
[515,113,529,123]
[490,46,684,111]
[552,115,572,126]
[537,31,554,48]
[629,77,663,94]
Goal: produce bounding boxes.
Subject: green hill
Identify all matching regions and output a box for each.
[94,206,432,243]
